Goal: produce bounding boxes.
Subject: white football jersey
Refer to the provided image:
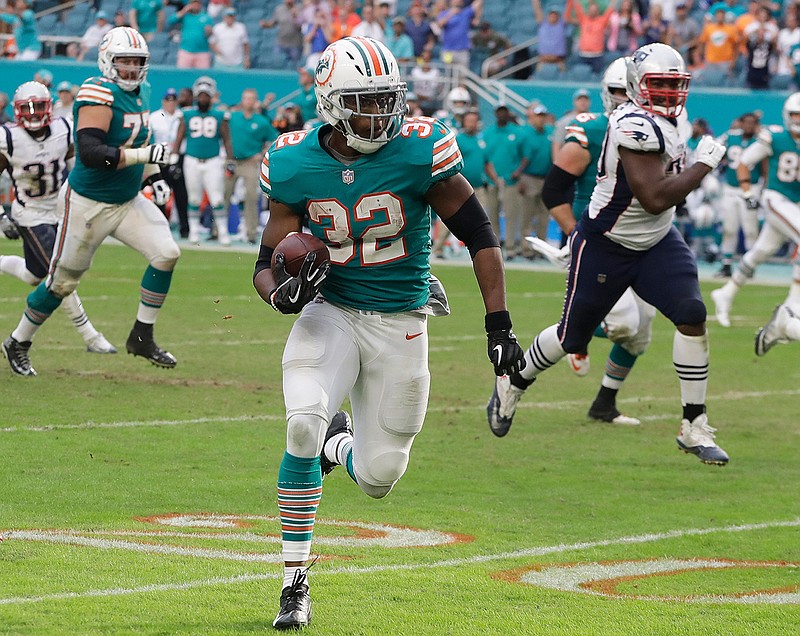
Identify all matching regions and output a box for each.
[586,101,687,251]
[0,117,72,227]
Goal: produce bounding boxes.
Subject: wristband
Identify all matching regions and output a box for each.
[485,310,512,332]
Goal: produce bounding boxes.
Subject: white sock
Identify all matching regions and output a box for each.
[283,566,306,590]
[11,313,39,343]
[787,263,800,305]
[323,432,351,467]
[60,292,98,340]
[673,330,708,406]
[0,255,39,285]
[518,324,566,381]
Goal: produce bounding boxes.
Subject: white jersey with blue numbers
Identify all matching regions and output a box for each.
[585,101,686,251]
[0,118,71,226]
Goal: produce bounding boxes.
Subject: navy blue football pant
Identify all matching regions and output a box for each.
[557,225,706,353]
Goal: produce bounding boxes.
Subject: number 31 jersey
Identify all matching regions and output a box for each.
[0,117,71,227]
[68,77,152,204]
[261,118,463,313]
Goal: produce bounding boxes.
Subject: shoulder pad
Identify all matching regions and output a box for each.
[76,78,114,107]
[615,113,665,153]
[260,129,310,196]
[564,121,589,149]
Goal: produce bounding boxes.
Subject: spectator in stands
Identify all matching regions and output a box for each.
[295,66,318,124]
[52,81,74,121]
[225,88,277,244]
[406,90,424,117]
[532,0,569,72]
[698,7,740,76]
[437,0,483,67]
[735,1,762,39]
[114,10,130,28]
[351,3,385,41]
[566,0,617,74]
[386,16,414,63]
[129,0,163,41]
[150,88,187,236]
[303,6,333,67]
[608,0,642,54]
[207,0,232,20]
[516,104,554,257]
[745,22,775,88]
[78,10,112,61]
[405,1,436,56]
[330,0,361,40]
[552,88,591,157]
[33,68,52,91]
[777,8,800,78]
[272,102,305,135]
[743,5,779,44]
[640,3,668,46]
[0,0,40,60]
[667,3,701,67]
[0,92,10,125]
[211,8,250,69]
[377,2,395,36]
[300,0,332,26]
[261,0,304,67]
[706,0,746,24]
[472,21,512,74]
[169,0,214,69]
[650,0,679,23]
[410,48,443,114]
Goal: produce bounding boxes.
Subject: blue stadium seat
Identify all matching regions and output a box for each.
[769,74,792,91]
[564,63,593,82]
[694,67,727,88]
[532,62,562,81]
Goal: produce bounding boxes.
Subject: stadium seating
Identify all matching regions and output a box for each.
[532,62,562,82]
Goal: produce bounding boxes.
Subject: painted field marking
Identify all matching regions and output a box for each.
[1,518,798,606]
[2,389,799,434]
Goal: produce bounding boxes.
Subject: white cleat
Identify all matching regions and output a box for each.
[567,352,590,377]
[676,413,729,465]
[85,332,118,354]
[710,288,732,328]
[755,304,791,356]
[188,229,200,245]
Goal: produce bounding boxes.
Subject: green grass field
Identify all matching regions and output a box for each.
[0,241,798,635]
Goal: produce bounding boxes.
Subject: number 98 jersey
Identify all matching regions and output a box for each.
[181,107,229,160]
[261,118,463,313]
[68,77,152,204]
[0,117,71,227]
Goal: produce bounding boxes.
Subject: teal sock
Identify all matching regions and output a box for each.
[602,343,638,390]
[24,282,63,325]
[277,452,322,563]
[140,265,173,308]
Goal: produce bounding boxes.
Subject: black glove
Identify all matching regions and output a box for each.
[0,210,20,240]
[269,252,329,314]
[485,311,526,376]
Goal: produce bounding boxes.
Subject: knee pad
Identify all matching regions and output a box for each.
[151,244,181,270]
[49,267,82,298]
[355,449,409,499]
[285,413,327,458]
[673,297,707,326]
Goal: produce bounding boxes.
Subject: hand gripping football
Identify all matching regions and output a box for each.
[271,232,331,277]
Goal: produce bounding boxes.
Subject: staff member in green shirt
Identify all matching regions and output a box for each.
[224,89,278,244]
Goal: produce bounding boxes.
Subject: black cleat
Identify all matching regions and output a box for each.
[320,410,352,477]
[273,569,313,630]
[714,264,732,279]
[2,336,36,376]
[125,331,177,368]
[588,402,640,425]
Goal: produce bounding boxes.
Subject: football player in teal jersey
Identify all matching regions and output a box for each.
[172,76,234,245]
[712,92,800,354]
[713,112,762,278]
[2,27,179,376]
[252,36,525,630]
[536,57,651,426]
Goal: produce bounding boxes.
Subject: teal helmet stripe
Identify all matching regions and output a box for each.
[350,39,374,77]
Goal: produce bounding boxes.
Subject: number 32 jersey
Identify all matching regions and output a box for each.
[261,119,463,313]
[68,77,152,204]
[0,117,71,227]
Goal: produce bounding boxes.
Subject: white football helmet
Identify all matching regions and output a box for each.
[97,26,150,92]
[314,36,407,154]
[445,86,471,116]
[782,92,800,135]
[601,57,629,114]
[13,81,52,132]
[192,75,217,98]
[626,43,690,117]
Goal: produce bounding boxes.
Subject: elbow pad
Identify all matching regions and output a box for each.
[541,165,577,210]
[442,193,500,259]
[77,128,120,170]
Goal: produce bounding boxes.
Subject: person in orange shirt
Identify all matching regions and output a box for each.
[566,0,618,74]
[699,7,740,74]
[331,0,362,41]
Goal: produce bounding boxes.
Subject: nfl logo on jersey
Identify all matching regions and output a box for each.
[342,169,354,184]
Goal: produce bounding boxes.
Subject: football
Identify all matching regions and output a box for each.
[272,232,331,277]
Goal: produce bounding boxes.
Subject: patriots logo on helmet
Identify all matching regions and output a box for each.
[632,49,650,65]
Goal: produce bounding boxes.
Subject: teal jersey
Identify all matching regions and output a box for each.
[182,107,229,159]
[169,11,212,53]
[521,123,554,177]
[131,0,161,33]
[483,122,524,182]
[228,111,276,159]
[456,130,487,188]
[69,77,152,204]
[760,125,800,201]
[298,87,318,124]
[563,111,608,220]
[261,118,463,312]
[717,128,760,187]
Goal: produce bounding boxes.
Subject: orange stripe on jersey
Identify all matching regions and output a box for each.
[432,137,456,158]
[432,150,462,176]
[77,88,113,104]
[433,131,455,150]
[353,37,383,76]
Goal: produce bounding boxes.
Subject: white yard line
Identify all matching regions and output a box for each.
[1,518,798,606]
[2,388,799,433]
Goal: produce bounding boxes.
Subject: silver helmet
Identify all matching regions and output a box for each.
[626,43,690,117]
[601,57,629,114]
[97,27,150,92]
[13,81,52,131]
[782,92,800,135]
